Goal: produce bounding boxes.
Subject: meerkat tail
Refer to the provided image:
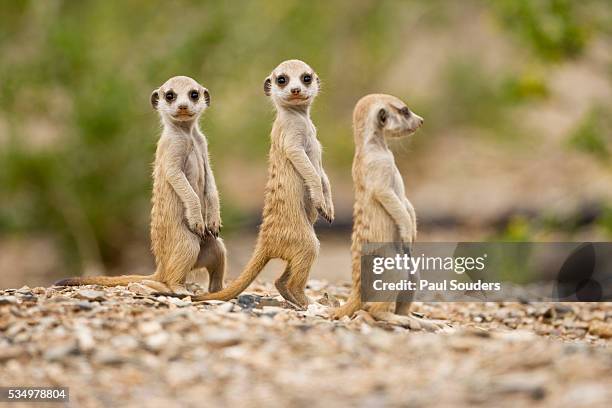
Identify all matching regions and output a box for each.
[192,248,269,301]
[332,255,363,318]
[54,274,153,287]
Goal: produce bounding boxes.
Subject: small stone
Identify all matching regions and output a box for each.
[490,376,547,400]
[588,321,612,339]
[237,294,260,309]
[216,302,234,313]
[262,306,283,316]
[145,332,169,352]
[165,297,190,307]
[16,286,32,295]
[139,321,162,335]
[203,330,242,348]
[44,342,76,361]
[0,347,23,362]
[75,327,95,352]
[258,297,283,308]
[75,289,106,302]
[19,294,37,303]
[0,296,17,306]
[111,335,139,351]
[75,301,94,311]
[316,292,340,308]
[127,282,155,296]
[94,347,128,365]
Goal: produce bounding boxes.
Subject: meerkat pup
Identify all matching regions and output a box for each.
[331,94,443,331]
[56,76,226,294]
[192,59,334,307]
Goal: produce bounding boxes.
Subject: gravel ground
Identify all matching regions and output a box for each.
[0,282,610,408]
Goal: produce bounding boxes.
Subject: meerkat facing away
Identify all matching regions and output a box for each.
[192,59,334,307]
[56,76,226,294]
[331,94,444,331]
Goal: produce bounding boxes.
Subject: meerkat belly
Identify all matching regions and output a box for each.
[261,154,314,230]
[184,149,206,210]
[363,196,399,242]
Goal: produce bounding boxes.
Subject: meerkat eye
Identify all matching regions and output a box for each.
[276,75,287,86]
[165,91,175,102]
[302,74,312,84]
[400,107,410,116]
[190,90,199,101]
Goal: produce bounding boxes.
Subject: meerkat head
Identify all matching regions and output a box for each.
[263,59,320,108]
[150,76,211,123]
[354,94,423,140]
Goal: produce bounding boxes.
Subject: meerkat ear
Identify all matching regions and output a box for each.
[203,89,211,106]
[150,89,160,110]
[377,108,388,127]
[263,77,272,96]
[316,76,321,88]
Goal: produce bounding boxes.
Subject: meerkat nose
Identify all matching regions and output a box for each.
[290,87,301,95]
[178,104,188,110]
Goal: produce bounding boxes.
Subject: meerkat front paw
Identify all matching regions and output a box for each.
[325,197,335,223]
[186,207,206,238]
[205,213,222,238]
[312,191,333,223]
[399,228,413,245]
[315,195,334,223]
[316,204,334,224]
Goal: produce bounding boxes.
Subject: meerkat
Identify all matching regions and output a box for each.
[55,76,226,294]
[331,94,443,331]
[192,59,334,307]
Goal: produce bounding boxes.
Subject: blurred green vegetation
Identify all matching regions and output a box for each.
[567,105,612,160]
[0,0,611,274]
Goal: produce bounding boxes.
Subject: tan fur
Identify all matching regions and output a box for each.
[56,76,226,294]
[192,60,333,307]
[331,94,442,331]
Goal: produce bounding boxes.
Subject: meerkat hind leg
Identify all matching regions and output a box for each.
[275,263,305,309]
[366,303,445,332]
[285,246,318,309]
[140,280,172,293]
[155,229,200,296]
[395,301,450,331]
[196,236,227,293]
[331,297,361,320]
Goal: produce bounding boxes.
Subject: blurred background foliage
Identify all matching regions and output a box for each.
[0,0,611,279]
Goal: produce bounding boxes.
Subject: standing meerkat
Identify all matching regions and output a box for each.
[331,94,443,331]
[56,76,226,294]
[193,59,334,307]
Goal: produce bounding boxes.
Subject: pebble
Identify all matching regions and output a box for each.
[127,282,155,296]
[203,330,242,348]
[75,327,95,352]
[145,332,169,352]
[165,297,191,307]
[44,342,76,361]
[75,289,106,301]
[217,302,234,313]
[0,295,18,305]
[237,294,260,309]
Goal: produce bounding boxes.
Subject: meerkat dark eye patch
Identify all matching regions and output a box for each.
[378,108,387,126]
[190,90,199,101]
[398,106,411,117]
[165,90,176,103]
[302,73,312,85]
[203,89,210,106]
[276,75,287,86]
